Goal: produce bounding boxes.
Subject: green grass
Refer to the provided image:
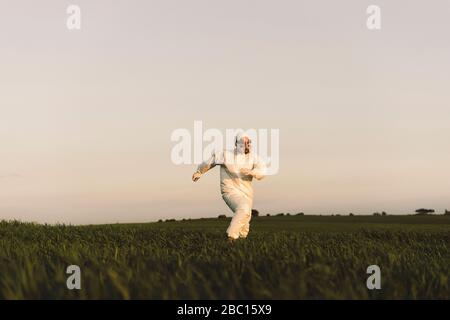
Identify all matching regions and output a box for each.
[0,215,449,299]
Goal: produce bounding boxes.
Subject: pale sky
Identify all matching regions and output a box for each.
[1,0,449,224]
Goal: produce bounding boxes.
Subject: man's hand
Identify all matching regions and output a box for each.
[240,168,253,177]
[192,172,202,182]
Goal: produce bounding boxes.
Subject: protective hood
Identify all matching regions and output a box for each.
[235,131,252,154]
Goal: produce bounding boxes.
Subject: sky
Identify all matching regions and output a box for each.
[1,0,450,224]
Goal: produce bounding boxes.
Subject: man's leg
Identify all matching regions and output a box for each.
[226,207,250,240]
[238,211,252,238]
[222,192,252,240]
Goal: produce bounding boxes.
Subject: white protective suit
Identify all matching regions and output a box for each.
[193,133,267,239]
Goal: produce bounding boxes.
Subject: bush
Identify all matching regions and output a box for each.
[373,212,381,216]
[251,210,259,217]
[276,213,285,217]
[218,215,227,219]
[415,208,435,215]
[296,212,304,216]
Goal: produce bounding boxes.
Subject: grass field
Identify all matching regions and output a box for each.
[0,215,449,299]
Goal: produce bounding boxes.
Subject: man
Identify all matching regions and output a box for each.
[192,132,267,242]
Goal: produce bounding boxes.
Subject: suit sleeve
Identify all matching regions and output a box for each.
[195,151,218,175]
[250,155,267,180]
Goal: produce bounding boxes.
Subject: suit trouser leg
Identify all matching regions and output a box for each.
[223,192,252,240]
[238,211,252,238]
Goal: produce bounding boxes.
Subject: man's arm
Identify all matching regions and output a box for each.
[241,156,267,181]
[192,151,217,182]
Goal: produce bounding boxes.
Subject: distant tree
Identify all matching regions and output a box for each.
[415,208,435,215]
[382,211,387,216]
[349,213,354,216]
[286,213,291,216]
[251,209,259,217]
[266,214,271,217]
[276,213,285,217]
[373,212,381,216]
[157,219,163,223]
[165,219,176,222]
[218,214,227,219]
[445,209,450,216]
[296,212,304,216]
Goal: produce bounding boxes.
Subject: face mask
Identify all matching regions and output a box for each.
[235,135,251,155]
[236,140,246,154]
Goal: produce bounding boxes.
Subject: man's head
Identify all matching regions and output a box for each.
[235,132,251,154]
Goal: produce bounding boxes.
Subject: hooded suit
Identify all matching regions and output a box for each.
[193,133,266,239]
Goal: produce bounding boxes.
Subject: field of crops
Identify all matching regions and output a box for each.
[0,215,448,299]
